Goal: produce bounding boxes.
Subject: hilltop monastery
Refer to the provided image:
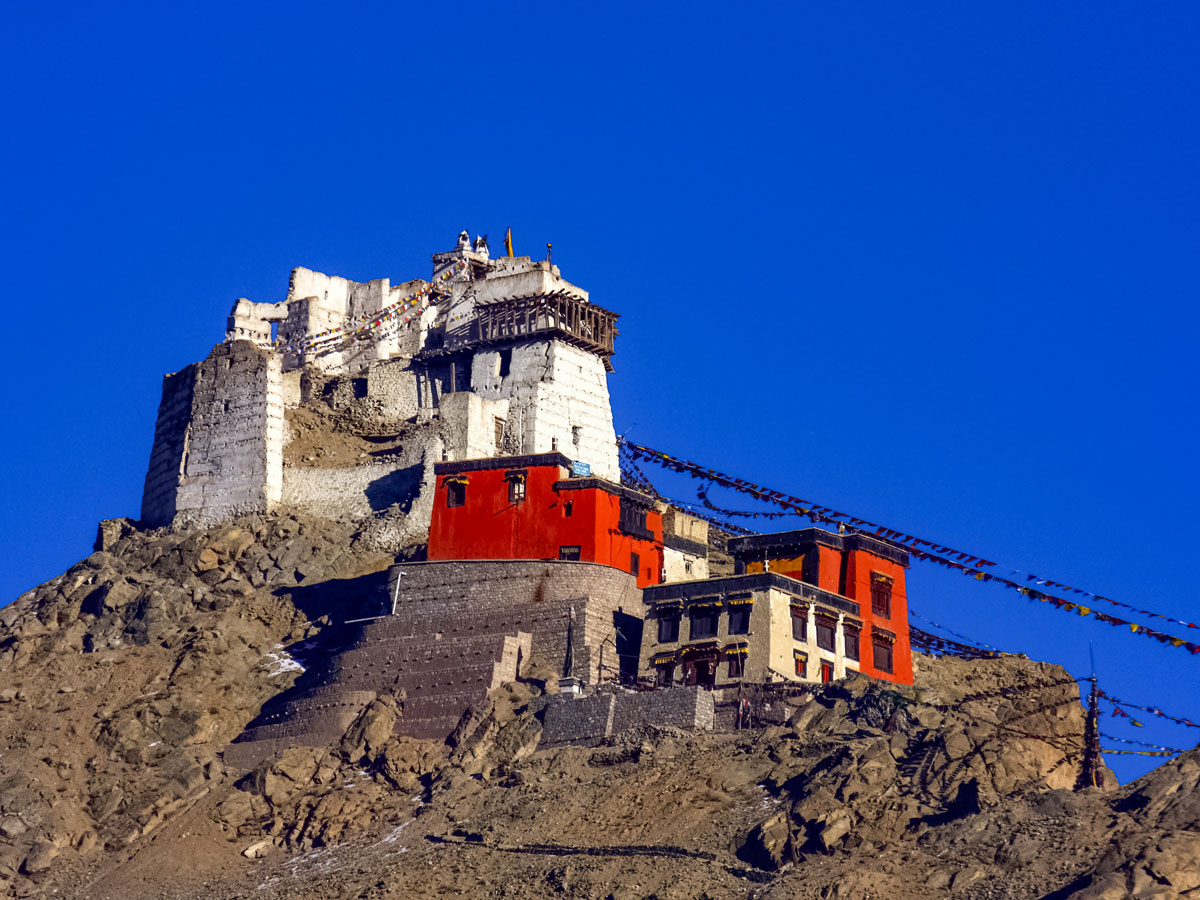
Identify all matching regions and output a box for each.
[140,232,913,757]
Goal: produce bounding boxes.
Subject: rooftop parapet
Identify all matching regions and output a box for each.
[643,570,862,618]
[728,527,910,568]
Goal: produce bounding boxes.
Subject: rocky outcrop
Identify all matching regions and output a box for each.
[0,512,395,897]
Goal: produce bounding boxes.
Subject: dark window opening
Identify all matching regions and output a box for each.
[630,552,640,577]
[507,475,526,503]
[845,627,860,661]
[873,640,894,673]
[497,348,511,378]
[791,610,807,642]
[657,613,680,643]
[689,610,719,640]
[728,606,750,635]
[871,574,893,618]
[559,545,581,561]
[727,655,744,677]
[446,480,466,508]
[618,500,652,539]
[656,664,675,686]
[815,618,836,652]
[563,501,573,517]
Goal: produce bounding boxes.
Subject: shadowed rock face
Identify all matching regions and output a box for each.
[2,514,1197,900]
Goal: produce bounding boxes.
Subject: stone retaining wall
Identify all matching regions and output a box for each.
[541,686,714,745]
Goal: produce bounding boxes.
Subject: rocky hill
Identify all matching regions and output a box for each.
[1,515,1198,899]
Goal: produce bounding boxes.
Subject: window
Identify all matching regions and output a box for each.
[689,609,718,639]
[559,545,581,561]
[572,425,582,447]
[728,606,750,635]
[844,626,860,661]
[446,480,466,508]
[873,639,894,673]
[507,473,526,503]
[684,559,693,574]
[497,348,511,378]
[727,655,744,677]
[657,613,680,643]
[794,654,808,678]
[821,662,834,683]
[791,609,807,641]
[618,500,652,539]
[494,417,506,449]
[563,501,573,518]
[630,552,640,577]
[656,664,675,686]
[815,618,836,652]
[871,574,893,618]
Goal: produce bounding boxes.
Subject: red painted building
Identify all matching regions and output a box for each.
[428,452,665,588]
[728,528,913,685]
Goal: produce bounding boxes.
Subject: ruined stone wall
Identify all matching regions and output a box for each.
[141,342,284,528]
[282,459,429,530]
[140,366,197,527]
[365,357,420,421]
[385,559,643,684]
[174,342,284,527]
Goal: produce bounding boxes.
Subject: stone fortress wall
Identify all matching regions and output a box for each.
[143,234,621,532]
[142,341,284,528]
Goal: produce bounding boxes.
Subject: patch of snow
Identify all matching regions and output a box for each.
[260,650,305,678]
[380,821,410,844]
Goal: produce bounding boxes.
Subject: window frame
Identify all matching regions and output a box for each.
[689,608,719,640]
[728,605,751,635]
[844,625,860,661]
[871,573,893,618]
[872,638,894,673]
[446,479,467,508]
[791,607,808,642]
[815,617,836,653]
[657,612,680,643]
[558,545,581,561]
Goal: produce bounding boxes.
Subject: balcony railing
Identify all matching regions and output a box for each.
[469,291,619,370]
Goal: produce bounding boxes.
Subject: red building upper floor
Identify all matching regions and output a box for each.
[728,528,913,685]
[428,452,665,588]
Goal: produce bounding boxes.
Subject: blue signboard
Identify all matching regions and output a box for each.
[571,460,591,477]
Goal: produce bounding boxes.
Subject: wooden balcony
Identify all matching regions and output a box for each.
[469,291,619,370]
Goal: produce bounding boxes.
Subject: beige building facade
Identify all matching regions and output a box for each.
[637,572,864,688]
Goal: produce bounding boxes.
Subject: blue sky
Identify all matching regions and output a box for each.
[2,2,1197,780]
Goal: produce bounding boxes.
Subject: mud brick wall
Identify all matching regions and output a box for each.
[384,559,643,684]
